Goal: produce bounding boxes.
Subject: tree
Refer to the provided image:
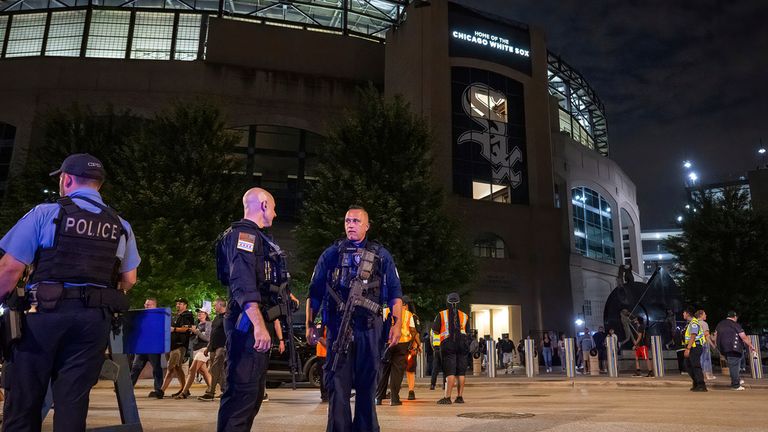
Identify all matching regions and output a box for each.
[295,87,476,318]
[0,101,244,308]
[665,187,768,330]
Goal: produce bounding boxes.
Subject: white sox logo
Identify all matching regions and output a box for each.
[458,83,523,188]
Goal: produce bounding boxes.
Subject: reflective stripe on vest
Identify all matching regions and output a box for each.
[431,329,440,347]
[439,309,468,343]
[684,317,706,347]
[399,309,414,343]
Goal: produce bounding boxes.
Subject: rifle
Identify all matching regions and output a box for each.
[329,249,382,373]
[264,281,300,389]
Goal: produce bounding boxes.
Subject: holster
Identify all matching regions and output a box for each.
[36,282,65,311]
[86,287,130,314]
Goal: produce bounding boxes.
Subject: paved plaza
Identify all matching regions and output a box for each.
[41,375,768,431]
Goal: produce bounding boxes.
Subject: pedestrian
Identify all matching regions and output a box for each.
[429,328,443,390]
[712,311,756,391]
[497,334,513,373]
[558,333,566,372]
[306,205,403,432]
[632,317,652,377]
[433,293,470,405]
[682,307,707,392]
[131,297,166,399]
[160,298,195,397]
[214,187,289,431]
[198,298,228,401]
[404,302,421,401]
[541,332,553,373]
[0,153,140,431]
[178,308,213,398]
[695,310,715,380]
[579,328,594,374]
[592,326,606,373]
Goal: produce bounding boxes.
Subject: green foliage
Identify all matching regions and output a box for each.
[295,86,476,319]
[1,101,243,308]
[665,187,768,330]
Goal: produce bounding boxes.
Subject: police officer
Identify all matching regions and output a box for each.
[0,153,140,431]
[215,187,286,431]
[429,327,443,390]
[307,205,403,432]
[682,307,707,392]
[433,292,469,405]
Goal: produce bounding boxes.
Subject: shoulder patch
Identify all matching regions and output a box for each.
[237,232,256,252]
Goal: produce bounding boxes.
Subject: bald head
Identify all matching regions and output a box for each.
[243,187,277,228]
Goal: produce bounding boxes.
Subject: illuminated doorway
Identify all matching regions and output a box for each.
[470,304,522,342]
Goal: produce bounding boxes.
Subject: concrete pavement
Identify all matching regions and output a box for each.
[39,374,768,431]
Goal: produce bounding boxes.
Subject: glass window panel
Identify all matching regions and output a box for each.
[571,186,615,264]
[0,16,8,57]
[5,12,47,58]
[131,11,173,60]
[87,10,130,59]
[174,13,200,61]
[46,10,86,57]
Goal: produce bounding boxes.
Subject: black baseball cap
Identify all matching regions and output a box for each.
[727,310,738,318]
[175,298,189,305]
[447,292,460,304]
[49,153,106,181]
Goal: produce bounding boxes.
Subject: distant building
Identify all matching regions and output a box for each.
[641,229,682,275]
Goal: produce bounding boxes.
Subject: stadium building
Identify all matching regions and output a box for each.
[0,0,644,338]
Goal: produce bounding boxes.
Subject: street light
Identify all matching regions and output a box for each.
[676,215,683,223]
[688,172,698,183]
[574,318,584,326]
[683,160,692,169]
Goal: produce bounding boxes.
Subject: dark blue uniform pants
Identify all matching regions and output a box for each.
[2,299,111,432]
[326,320,383,432]
[130,353,163,392]
[217,313,268,432]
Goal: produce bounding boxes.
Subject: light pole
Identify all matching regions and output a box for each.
[759,146,766,168]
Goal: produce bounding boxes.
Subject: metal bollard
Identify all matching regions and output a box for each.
[486,339,497,378]
[606,334,619,377]
[416,350,426,378]
[524,338,536,377]
[749,335,763,379]
[564,337,576,378]
[650,335,665,377]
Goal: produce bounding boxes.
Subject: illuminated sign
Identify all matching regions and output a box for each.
[451,30,530,58]
[448,3,532,75]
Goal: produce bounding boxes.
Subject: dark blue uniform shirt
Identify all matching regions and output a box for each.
[216,219,270,308]
[309,238,402,327]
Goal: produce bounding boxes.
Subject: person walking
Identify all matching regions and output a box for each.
[131,298,166,399]
[198,298,228,401]
[682,307,707,392]
[433,293,470,405]
[713,311,756,391]
[695,310,715,380]
[541,333,554,373]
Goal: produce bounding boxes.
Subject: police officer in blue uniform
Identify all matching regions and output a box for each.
[307,205,403,432]
[0,153,140,432]
[215,187,286,432]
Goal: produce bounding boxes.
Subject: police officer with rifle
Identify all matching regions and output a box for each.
[307,205,403,432]
[0,153,140,431]
[215,187,299,432]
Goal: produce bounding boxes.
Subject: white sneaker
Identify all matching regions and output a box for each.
[740,379,745,385]
[733,386,745,391]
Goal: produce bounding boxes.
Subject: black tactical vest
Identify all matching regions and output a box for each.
[333,239,383,307]
[29,196,124,288]
[216,221,288,298]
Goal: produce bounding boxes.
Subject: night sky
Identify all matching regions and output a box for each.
[455,0,768,228]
